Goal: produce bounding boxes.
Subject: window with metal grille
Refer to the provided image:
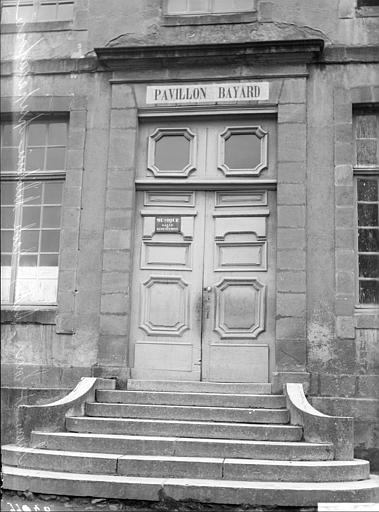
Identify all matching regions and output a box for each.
[1,0,74,23]
[1,119,67,305]
[354,111,379,306]
[165,0,254,15]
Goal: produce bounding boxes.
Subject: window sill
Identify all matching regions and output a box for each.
[162,11,257,26]
[1,21,73,33]
[353,166,379,175]
[1,171,66,180]
[1,306,57,325]
[354,308,379,329]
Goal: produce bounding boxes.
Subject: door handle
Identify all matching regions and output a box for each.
[203,286,212,319]
[195,294,203,322]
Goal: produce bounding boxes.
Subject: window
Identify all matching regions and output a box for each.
[218,126,267,176]
[354,111,379,306]
[356,0,379,17]
[1,119,67,305]
[148,127,196,178]
[357,0,379,6]
[166,0,254,15]
[356,177,379,304]
[1,0,74,23]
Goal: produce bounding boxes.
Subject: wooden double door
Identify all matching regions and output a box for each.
[130,188,276,382]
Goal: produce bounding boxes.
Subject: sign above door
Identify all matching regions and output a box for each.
[146,82,269,105]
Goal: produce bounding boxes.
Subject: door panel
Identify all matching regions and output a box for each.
[208,344,269,382]
[201,190,276,383]
[129,191,205,380]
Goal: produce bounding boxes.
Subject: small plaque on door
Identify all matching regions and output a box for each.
[155,216,181,233]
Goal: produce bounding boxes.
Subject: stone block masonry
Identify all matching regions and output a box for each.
[97,83,138,373]
[273,78,308,385]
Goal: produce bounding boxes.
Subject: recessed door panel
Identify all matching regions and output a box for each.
[142,242,191,269]
[216,241,266,270]
[208,344,269,383]
[144,191,195,207]
[140,275,190,336]
[134,342,193,371]
[214,277,266,338]
[216,190,267,207]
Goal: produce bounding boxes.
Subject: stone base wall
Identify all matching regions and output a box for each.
[310,375,379,470]
[1,387,70,445]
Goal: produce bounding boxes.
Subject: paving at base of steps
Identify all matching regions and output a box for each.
[1,490,318,512]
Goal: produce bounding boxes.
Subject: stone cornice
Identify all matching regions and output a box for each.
[94,39,325,70]
[2,44,379,77]
[0,57,97,76]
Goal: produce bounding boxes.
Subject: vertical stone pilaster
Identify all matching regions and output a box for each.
[333,87,355,338]
[273,78,309,391]
[66,76,111,371]
[97,83,138,380]
[56,97,87,335]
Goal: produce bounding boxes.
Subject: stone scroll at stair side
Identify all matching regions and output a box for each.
[285,383,354,461]
[17,377,116,444]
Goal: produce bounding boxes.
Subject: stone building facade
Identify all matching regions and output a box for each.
[1,0,378,471]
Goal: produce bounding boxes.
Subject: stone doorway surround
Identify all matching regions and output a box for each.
[93,39,324,391]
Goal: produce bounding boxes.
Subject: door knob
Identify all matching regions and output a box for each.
[204,286,212,292]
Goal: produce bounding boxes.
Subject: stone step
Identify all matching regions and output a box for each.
[96,390,286,408]
[2,446,370,482]
[3,467,379,505]
[66,416,302,441]
[31,432,334,460]
[86,402,289,424]
[127,379,272,394]
[94,378,117,390]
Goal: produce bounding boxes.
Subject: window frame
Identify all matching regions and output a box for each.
[0,0,74,24]
[354,175,379,308]
[162,0,257,25]
[1,115,68,306]
[165,0,255,15]
[356,0,379,17]
[353,109,379,309]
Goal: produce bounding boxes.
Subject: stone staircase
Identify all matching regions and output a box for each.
[2,379,379,506]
